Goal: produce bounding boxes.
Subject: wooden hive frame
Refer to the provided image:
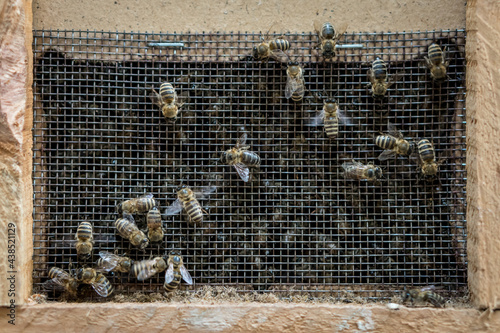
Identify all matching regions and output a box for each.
[1,0,500,331]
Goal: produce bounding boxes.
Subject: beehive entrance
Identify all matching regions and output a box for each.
[32,29,467,301]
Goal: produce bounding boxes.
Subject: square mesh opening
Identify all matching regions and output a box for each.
[32,29,467,301]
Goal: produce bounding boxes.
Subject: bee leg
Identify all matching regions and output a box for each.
[201,208,209,216]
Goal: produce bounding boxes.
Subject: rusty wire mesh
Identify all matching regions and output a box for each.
[32,29,467,301]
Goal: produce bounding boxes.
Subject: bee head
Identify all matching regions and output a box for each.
[288,61,299,66]
[325,98,336,104]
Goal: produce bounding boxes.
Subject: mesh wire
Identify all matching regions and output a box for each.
[32,29,467,301]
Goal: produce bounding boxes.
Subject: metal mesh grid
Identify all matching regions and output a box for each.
[32,29,467,301]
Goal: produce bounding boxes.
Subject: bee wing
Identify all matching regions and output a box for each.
[313,19,323,36]
[337,108,353,126]
[134,259,159,281]
[308,109,325,127]
[334,23,348,41]
[237,133,248,147]
[164,199,183,216]
[233,162,250,182]
[42,278,68,292]
[342,160,364,178]
[180,265,193,285]
[285,75,296,99]
[367,69,376,85]
[96,251,120,272]
[149,90,162,107]
[270,48,289,63]
[91,276,111,297]
[139,193,154,199]
[378,150,398,161]
[421,285,438,291]
[387,71,404,88]
[165,263,175,284]
[387,123,403,138]
[194,185,217,200]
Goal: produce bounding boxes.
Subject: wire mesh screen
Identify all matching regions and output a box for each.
[32,29,467,301]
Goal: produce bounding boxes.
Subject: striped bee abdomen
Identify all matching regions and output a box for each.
[159,83,175,103]
[424,292,445,307]
[428,44,444,65]
[375,135,397,150]
[184,199,203,224]
[269,38,290,52]
[147,207,162,228]
[324,115,339,139]
[321,22,335,39]
[164,272,182,292]
[242,151,261,166]
[96,273,114,297]
[49,267,66,279]
[418,139,435,162]
[291,84,305,102]
[372,58,387,80]
[76,222,93,240]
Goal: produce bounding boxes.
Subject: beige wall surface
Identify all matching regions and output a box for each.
[33,0,466,32]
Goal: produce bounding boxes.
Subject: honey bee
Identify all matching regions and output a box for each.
[314,21,348,58]
[150,82,183,120]
[165,185,216,224]
[114,214,149,250]
[132,256,167,281]
[147,206,164,243]
[43,267,79,297]
[417,139,441,177]
[285,61,306,102]
[367,58,401,98]
[342,160,382,181]
[118,193,157,214]
[310,99,351,139]
[164,251,193,292]
[375,125,415,160]
[425,43,449,82]
[76,267,114,297]
[96,251,134,273]
[221,133,261,182]
[404,285,445,308]
[252,24,290,61]
[75,221,93,260]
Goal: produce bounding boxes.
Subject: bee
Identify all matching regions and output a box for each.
[96,251,134,273]
[310,99,351,139]
[147,206,164,243]
[417,139,441,177]
[76,267,114,297]
[75,221,94,259]
[43,267,79,297]
[118,193,157,214]
[342,160,382,181]
[165,185,216,224]
[150,83,183,120]
[368,58,401,98]
[221,133,261,182]
[132,256,167,281]
[375,125,415,160]
[404,285,446,308]
[425,43,449,82]
[314,21,348,58]
[252,24,290,61]
[164,251,193,292]
[285,61,306,102]
[114,214,149,250]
